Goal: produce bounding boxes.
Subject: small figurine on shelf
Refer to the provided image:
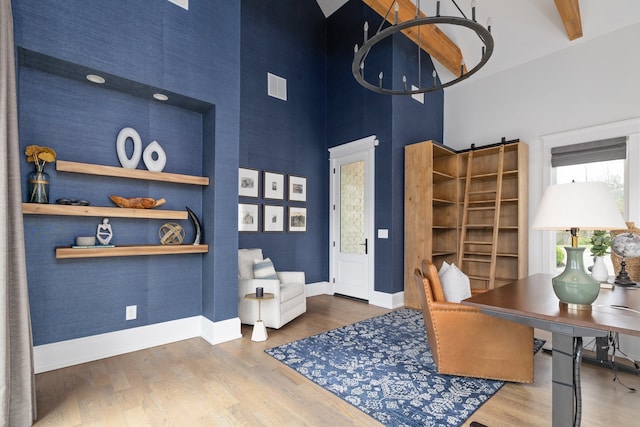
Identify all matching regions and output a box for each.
[96,218,113,245]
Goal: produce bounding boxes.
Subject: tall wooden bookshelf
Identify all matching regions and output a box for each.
[404,140,528,309]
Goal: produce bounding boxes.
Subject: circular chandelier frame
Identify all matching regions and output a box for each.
[352,15,494,96]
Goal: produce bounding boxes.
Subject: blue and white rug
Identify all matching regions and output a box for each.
[266,308,543,427]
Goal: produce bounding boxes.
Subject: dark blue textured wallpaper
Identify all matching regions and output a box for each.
[13,0,241,345]
[327,0,444,294]
[12,0,443,348]
[239,0,328,283]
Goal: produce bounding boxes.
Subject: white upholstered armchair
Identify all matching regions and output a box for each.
[238,248,307,329]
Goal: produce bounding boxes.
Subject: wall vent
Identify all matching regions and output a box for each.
[168,0,189,10]
[267,72,287,101]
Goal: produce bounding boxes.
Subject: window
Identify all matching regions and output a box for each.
[538,118,640,277]
[551,139,626,275]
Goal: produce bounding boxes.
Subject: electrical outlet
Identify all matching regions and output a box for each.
[126,305,137,320]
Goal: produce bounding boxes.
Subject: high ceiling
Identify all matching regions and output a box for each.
[316,0,640,82]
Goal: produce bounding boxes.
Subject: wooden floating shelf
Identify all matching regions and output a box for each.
[23,203,188,220]
[56,244,209,259]
[57,160,209,186]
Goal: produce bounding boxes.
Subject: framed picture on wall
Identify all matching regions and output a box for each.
[288,206,307,232]
[238,203,259,232]
[288,175,307,202]
[239,167,259,198]
[263,171,285,200]
[263,205,284,232]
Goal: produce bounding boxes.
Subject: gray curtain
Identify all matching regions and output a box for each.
[1,0,37,425]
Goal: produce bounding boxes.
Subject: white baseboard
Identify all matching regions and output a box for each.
[369,290,405,309]
[34,315,242,373]
[34,287,405,373]
[200,316,243,345]
[306,282,404,310]
[305,281,332,297]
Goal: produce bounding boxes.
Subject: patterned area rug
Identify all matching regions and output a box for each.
[266,308,544,427]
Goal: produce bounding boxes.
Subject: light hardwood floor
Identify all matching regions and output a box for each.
[34,295,639,426]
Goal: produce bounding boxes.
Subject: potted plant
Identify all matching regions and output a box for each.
[589,230,611,281]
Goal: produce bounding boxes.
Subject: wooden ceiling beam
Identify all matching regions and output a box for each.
[362,0,464,76]
[554,0,583,40]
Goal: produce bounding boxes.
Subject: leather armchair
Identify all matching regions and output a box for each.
[238,249,306,329]
[413,259,534,383]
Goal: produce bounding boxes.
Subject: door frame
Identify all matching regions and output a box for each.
[328,135,377,300]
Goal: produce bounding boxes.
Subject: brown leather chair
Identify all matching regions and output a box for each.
[413,260,534,383]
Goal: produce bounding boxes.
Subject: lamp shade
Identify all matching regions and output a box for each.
[532,182,627,231]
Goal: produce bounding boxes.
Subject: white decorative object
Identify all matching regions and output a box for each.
[96,218,113,245]
[438,262,471,303]
[142,140,167,172]
[591,256,609,282]
[75,236,95,246]
[116,127,142,169]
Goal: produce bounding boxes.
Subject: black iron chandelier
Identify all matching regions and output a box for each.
[352,0,494,95]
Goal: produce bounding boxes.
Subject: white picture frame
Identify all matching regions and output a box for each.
[288,175,307,202]
[263,205,284,232]
[238,203,259,232]
[263,171,285,200]
[239,167,259,198]
[288,206,307,232]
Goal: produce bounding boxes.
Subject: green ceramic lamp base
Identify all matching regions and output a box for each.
[552,246,600,310]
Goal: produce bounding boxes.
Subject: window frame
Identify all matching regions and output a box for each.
[537,118,640,274]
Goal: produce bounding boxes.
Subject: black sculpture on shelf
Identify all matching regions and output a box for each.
[186,206,202,245]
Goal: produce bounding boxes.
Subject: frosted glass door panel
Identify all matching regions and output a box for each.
[340,160,365,255]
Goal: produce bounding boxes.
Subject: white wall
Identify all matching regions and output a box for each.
[443,23,640,360]
[444,22,640,274]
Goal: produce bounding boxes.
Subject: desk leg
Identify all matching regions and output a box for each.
[552,333,577,426]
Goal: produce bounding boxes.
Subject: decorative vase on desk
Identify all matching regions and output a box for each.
[591,256,609,282]
[28,164,50,204]
[589,230,611,283]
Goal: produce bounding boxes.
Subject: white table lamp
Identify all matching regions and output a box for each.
[532,182,627,309]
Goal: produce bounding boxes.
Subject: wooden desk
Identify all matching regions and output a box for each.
[464,274,640,427]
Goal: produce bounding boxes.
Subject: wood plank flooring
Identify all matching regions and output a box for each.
[33,295,639,426]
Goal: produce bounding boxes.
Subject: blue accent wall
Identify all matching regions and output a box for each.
[12,0,444,348]
[239,0,328,283]
[327,0,443,294]
[13,0,241,345]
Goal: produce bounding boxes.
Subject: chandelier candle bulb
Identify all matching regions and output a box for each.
[487,17,492,32]
[364,21,368,42]
[379,72,383,87]
[436,1,440,17]
[395,2,399,25]
[472,0,477,21]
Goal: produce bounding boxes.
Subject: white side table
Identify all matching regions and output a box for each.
[244,292,275,342]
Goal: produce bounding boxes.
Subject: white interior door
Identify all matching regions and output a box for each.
[329,136,376,300]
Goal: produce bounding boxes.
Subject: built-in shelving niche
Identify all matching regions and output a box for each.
[18,47,215,258]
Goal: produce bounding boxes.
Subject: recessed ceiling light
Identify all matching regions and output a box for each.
[153,93,169,101]
[86,74,105,84]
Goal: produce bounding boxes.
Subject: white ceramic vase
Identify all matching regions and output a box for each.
[591,256,609,282]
